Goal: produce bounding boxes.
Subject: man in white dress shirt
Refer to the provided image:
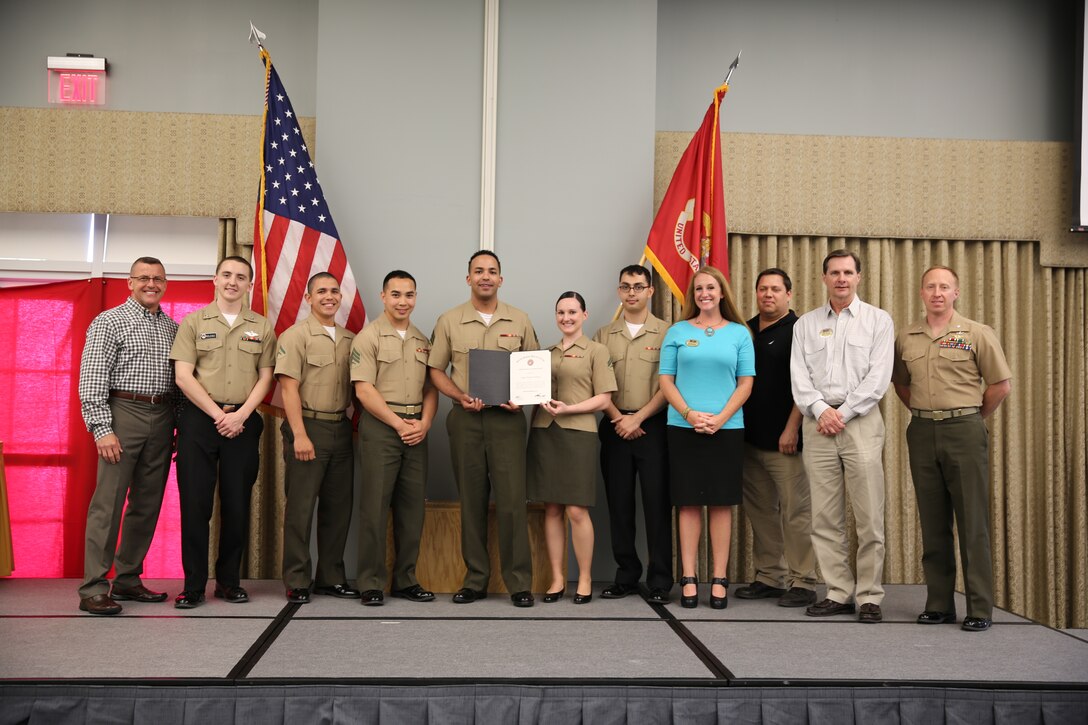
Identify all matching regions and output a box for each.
[790,249,894,624]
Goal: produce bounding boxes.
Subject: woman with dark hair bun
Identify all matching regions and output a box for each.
[527,291,617,604]
[658,267,754,610]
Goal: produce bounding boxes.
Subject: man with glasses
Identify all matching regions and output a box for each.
[592,265,672,603]
[77,257,179,615]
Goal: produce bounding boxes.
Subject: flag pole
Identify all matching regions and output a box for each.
[250,22,272,315]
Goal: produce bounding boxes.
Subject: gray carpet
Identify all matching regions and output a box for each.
[1064,629,1088,643]
[249,619,714,679]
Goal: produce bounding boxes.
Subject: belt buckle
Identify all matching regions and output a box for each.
[931,410,951,421]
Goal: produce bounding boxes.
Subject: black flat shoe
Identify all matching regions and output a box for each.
[452,587,488,604]
[573,591,592,604]
[314,583,362,599]
[510,590,534,608]
[962,616,992,632]
[214,585,249,603]
[710,577,728,610]
[646,587,670,604]
[917,610,957,625]
[286,587,311,603]
[680,576,698,609]
[360,589,384,606]
[391,584,434,602]
[542,588,565,603]
[600,583,637,599]
[173,590,205,609]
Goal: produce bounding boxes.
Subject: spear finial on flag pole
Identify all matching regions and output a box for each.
[248,22,267,50]
[723,50,741,86]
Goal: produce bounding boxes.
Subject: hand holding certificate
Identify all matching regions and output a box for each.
[469,349,551,406]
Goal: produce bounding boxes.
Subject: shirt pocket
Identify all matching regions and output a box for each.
[937,348,972,362]
[803,336,827,357]
[307,354,334,369]
[638,348,660,364]
[414,349,430,365]
[497,336,521,352]
[377,341,403,363]
[196,336,225,353]
[845,336,871,368]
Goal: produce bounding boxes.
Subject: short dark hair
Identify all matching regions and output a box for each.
[307,271,339,294]
[755,267,792,292]
[217,255,254,278]
[131,257,165,273]
[822,249,861,274]
[618,264,651,286]
[556,290,586,312]
[383,269,417,289]
[468,250,501,273]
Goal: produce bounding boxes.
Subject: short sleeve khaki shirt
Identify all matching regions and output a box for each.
[427,300,539,394]
[531,336,617,432]
[591,313,666,411]
[273,315,354,412]
[170,303,276,404]
[891,310,1012,410]
[350,315,430,404]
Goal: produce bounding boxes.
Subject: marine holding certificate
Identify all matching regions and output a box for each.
[527,292,617,604]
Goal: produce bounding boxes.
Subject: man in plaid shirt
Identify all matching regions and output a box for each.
[77,257,179,615]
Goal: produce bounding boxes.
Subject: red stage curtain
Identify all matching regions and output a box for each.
[0,278,212,578]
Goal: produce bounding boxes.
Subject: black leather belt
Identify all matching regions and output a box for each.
[110,390,172,405]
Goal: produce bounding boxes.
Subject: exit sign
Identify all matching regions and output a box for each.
[47,56,107,106]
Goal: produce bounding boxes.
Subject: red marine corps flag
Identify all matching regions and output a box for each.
[252,43,366,337]
[644,82,730,301]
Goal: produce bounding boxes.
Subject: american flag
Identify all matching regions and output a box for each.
[253,54,366,335]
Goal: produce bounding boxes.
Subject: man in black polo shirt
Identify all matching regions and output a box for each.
[736,268,818,607]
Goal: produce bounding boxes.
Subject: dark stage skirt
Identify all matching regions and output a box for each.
[527,425,598,507]
[667,426,744,506]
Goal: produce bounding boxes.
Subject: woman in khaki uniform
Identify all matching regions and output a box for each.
[527,292,617,604]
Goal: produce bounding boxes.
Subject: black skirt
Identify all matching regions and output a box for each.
[667,426,744,506]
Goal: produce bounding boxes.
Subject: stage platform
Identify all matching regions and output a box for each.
[1,579,1086,723]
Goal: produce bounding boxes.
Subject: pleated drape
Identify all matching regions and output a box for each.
[652,234,1087,628]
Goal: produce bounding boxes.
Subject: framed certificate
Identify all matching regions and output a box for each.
[468,349,551,406]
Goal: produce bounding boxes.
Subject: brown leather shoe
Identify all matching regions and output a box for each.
[858,603,883,623]
[804,598,856,617]
[79,593,122,616]
[111,584,168,603]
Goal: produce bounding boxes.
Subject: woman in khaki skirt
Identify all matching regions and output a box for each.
[527,292,617,604]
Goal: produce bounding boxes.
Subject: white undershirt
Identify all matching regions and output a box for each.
[396,329,407,339]
[479,312,494,326]
[222,312,238,327]
[626,321,643,337]
[323,325,336,342]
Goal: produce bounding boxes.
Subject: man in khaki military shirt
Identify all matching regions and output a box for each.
[591,265,672,604]
[171,256,276,608]
[275,272,359,604]
[428,250,539,607]
[352,270,438,606]
[892,266,1012,632]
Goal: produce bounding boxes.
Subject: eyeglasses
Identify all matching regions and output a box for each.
[618,284,649,293]
[130,276,167,284]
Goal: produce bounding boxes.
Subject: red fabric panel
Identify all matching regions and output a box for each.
[0,278,211,578]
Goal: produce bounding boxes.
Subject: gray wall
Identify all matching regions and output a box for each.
[0,0,318,115]
[655,0,1076,141]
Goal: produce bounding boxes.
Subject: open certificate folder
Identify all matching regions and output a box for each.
[469,349,551,406]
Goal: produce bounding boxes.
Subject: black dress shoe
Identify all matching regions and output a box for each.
[600,583,636,599]
[778,587,818,608]
[858,603,883,623]
[573,591,592,605]
[710,577,728,610]
[360,590,384,606]
[214,585,249,603]
[452,587,488,604]
[805,598,856,617]
[391,584,435,602]
[314,583,362,599]
[174,590,205,609]
[111,584,168,603]
[79,593,122,615]
[962,616,992,632]
[646,588,670,604]
[679,576,698,609]
[917,610,957,624]
[286,588,311,603]
[734,581,786,600]
[542,588,565,603]
[510,590,534,607]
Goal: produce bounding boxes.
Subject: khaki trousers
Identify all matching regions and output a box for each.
[741,444,818,590]
[79,398,174,598]
[801,407,886,606]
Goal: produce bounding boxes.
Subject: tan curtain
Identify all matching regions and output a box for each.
[208,218,286,581]
[654,234,1088,628]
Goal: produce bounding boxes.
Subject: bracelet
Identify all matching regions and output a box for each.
[681,406,692,420]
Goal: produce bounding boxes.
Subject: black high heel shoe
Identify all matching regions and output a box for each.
[680,576,698,609]
[573,590,593,604]
[710,577,729,609]
[542,588,565,603]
